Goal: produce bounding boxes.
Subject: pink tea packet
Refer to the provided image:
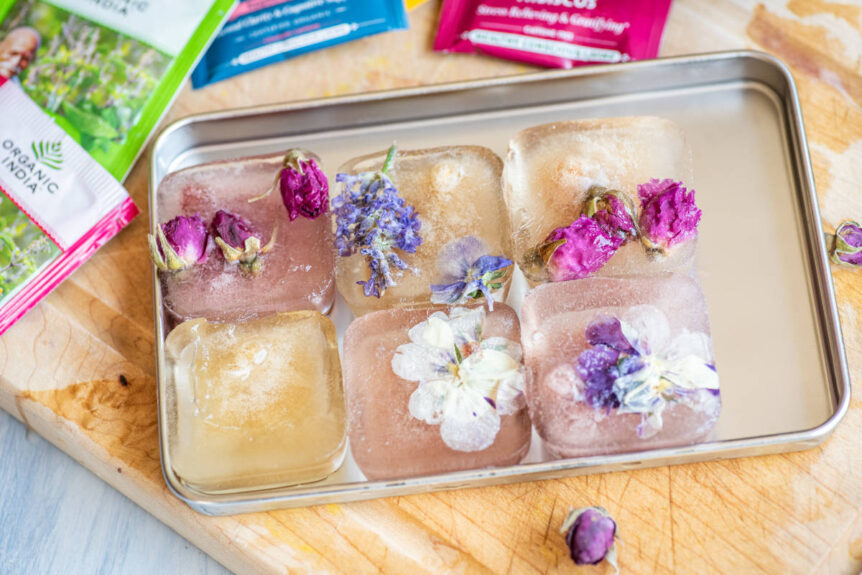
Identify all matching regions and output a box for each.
[0,78,137,335]
[434,0,673,68]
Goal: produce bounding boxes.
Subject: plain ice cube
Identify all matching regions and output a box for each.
[157,154,335,324]
[335,146,512,316]
[343,304,531,480]
[165,311,346,492]
[521,274,720,458]
[504,117,696,283]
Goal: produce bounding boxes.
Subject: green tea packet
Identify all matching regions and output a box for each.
[0,0,233,335]
[0,0,234,181]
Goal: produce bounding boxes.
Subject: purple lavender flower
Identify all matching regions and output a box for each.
[831,220,862,266]
[332,145,422,298]
[638,178,702,252]
[542,216,624,282]
[211,209,276,275]
[583,187,637,242]
[429,236,512,310]
[148,214,209,272]
[278,150,328,221]
[560,506,619,571]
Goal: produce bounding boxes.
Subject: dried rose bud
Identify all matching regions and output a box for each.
[560,506,619,572]
[148,214,208,272]
[279,150,328,220]
[583,186,637,241]
[638,178,701,253]
[211,209,276,274]
[831,220,862,267]
[540,216,623,282]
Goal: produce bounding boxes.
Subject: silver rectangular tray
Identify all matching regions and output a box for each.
[149,50,850,516]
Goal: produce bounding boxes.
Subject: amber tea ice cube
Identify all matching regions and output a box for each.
[157,154,335,324]
[343,304,531,480]
[334,146,513,316]
[521,274,721,459]
[504,117,697,283]
[165,311,346,492]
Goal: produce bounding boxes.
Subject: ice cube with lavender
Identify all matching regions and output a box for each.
[504,117,700,284]
[343,304,531,480]
[165,311,346,492]
[333,145,514,316]
[154,151,335,324]
[521,274,720,458]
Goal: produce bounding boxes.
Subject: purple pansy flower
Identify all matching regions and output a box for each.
[430,236,512,310]
[560,506,619,571]
[332,145,423,298]
[542,216,624,282]
[831,220,862,266]
[575,306,720,437]
[148,213,209,272]
[638,178,701,252]
[211,209,276,274]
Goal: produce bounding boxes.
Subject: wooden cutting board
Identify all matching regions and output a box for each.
[2,2,861,573]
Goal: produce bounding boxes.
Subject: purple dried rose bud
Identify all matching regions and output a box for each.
[540,216,624,282]
[831,220,862,267]
[583,187,637,242]
[211,209,276,275]
[560,506,619,572]
[148,214,209,272]
[638,178,702,252]
[279,150,329,220]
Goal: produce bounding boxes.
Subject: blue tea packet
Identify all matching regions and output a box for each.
[192,0,409,88]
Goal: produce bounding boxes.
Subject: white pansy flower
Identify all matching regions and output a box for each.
[391,307,526,452]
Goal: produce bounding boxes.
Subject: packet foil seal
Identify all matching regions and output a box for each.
[434,0,673,68]
[0,78,138,335]
[192,0,409,88]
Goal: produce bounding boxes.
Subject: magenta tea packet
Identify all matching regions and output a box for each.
[434,0,673,68]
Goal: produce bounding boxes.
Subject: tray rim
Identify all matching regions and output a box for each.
[148,49,851,516]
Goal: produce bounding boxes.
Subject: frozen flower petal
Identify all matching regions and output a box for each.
[585,315,636,355]
[392,342,452,382]
[622,305,671,356]
[638,179,701,251]
[429,236,512,309]
[407,378,453,425]
[543,216,623,281]
[439,391,501,452]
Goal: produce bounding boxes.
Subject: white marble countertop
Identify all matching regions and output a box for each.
[0,411,229,575]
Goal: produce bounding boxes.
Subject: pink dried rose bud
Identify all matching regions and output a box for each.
[583,187,637,242]
[211,209,276,274]
[831,220,862,267]
[638,178,702,252]
[148,214,209,272]
[538,216,624,282]
[249,149,329,221]
[560,506,619,572]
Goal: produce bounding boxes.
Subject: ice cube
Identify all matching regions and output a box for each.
[335,146,513,316]
[343,304,531,479]
[504,117,696,283]
[521,274,720,458]
[165,311,346,492]
[157,153,335,324]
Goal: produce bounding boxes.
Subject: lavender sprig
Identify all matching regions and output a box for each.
[333,145,422,298]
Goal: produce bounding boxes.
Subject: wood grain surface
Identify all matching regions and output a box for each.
[1,1,861,573]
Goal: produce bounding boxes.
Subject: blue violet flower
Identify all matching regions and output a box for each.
[576,305,720,437]
[430,236,512,310]
[332,145,422,298]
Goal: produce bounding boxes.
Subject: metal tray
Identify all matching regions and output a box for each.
[149,50,850,516]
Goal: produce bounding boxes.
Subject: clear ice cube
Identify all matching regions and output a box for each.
[335,146,513,316]
[165,311,346,492]
[504,117,696,283]
[343,304,531,479]
[521,274,721,458]
[157,154,335,324]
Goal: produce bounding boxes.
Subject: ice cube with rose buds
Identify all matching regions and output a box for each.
[156,153,335,324]
[521,273,721,458]
[504,117,699,284]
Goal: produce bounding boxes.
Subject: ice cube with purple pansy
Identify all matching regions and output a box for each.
[156,152,336,324]
[334,145,513,316]
[521,274,721,458]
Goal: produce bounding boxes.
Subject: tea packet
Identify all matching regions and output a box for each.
[434,0,673,68]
